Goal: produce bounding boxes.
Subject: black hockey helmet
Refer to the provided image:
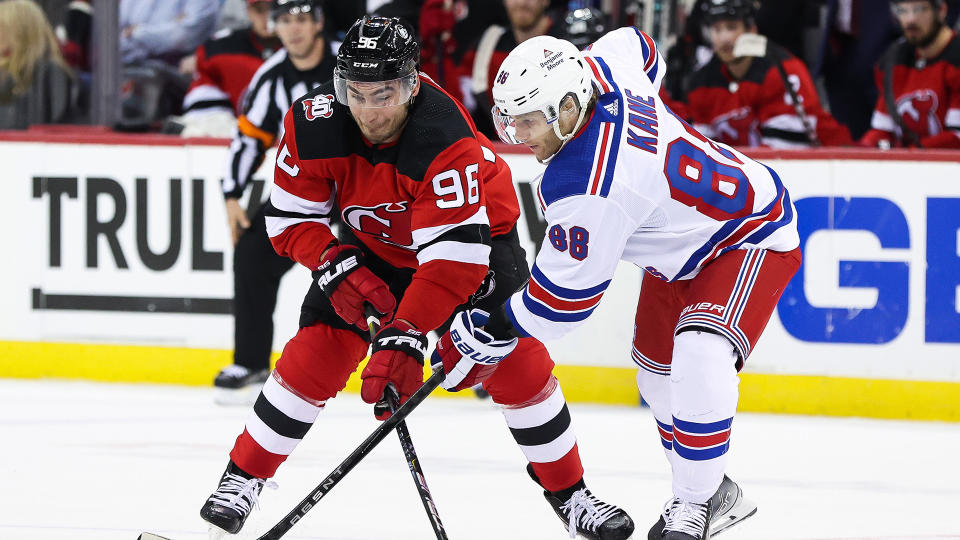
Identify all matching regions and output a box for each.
[700,0,760,24]
[334,16,420,108]
[271,0,321,21]
[563,6,608,49]
[336,15,419,82]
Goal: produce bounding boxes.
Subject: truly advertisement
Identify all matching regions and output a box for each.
[1,140,959,382]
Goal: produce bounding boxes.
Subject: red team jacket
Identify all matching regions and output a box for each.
[685,43,852,148]
[183,28,279,115]
[265,75,520,332]
[861,32,960,148]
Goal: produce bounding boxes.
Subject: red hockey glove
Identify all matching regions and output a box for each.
[360,320,428,420]
[431,309,517,392]
[315,245,396,331]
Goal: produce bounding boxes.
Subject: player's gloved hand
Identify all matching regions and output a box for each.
[315,244,396,331]
[360,320,428,420]
[431,309,518,392]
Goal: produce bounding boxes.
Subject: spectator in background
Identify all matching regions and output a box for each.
[212,0,335,405]
[374,0,509,104]
[61,0,92,73]
[0,0,76,129]
[685,0,852,147]
[116,0,219,130]
[119,0,219,67]
[814,0,903,139]
[178,0,280,137]
[860,0,960,148]
[217,0,254,32]
[461,0,563,138]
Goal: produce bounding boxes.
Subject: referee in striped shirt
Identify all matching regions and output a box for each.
[215,0,336,403]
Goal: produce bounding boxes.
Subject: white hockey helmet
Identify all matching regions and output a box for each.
[491,35,594,149]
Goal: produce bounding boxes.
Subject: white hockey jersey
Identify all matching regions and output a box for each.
[504,28,800,342]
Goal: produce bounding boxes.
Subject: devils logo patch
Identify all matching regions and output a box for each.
[302,94,335,121]
[342,201,414,249]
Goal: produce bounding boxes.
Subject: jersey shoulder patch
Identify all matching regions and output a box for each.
[540,110,621,206]
[395,81,477,181]
[292,82,349,160]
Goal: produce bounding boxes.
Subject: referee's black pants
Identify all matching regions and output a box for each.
[232,203,295,371]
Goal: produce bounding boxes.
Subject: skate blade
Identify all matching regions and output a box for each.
[208,523,230,540]
[138,534,175,540]
[214,384,263,406]
[709,495,758,537]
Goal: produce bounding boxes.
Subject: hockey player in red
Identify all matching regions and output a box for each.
[685,0,852,148]
[199,16,634,540]
[860,0,960,148]
[181,0,280,120]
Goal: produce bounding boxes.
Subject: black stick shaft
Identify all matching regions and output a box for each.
[368,308,449,539]
[388,392,449,538]
[256,368,445,540]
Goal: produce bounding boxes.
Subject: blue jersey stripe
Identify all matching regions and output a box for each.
[675,167,788,280]
[674,441,730,461]
[531,264,611,300]
[504,297,532,338]
[594,57,623,198]
[635,27,650,61]
[522,289,597,322]
[632,27,659,83]
[673,416,733,434]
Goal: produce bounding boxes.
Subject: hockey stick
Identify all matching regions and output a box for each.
[137,367,447,540]
[366,307,450,540]
[733,33,821,147]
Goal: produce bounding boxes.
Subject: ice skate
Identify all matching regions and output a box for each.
[200,461,276,535]
[528,464,635,539]
[647,475,757,540]
[213,365,269,406]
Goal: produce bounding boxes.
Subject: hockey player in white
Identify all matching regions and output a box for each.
[429,29,801,540]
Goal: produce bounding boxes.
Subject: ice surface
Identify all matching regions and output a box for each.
[1,379,958,540]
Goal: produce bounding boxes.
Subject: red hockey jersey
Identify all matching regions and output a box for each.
[183,28,279,116]
[265,75,520,331]
[861,33,960,149]
[685,43,852,148]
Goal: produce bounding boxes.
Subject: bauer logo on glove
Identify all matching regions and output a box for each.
[450,328,509,364]
[432,309,518,391]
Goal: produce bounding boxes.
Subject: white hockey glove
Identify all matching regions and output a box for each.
[431,309,518,391]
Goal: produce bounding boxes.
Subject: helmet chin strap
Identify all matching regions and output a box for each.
[541,97,591,164]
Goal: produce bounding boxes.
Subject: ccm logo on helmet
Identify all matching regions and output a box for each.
[302,94,334,121]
